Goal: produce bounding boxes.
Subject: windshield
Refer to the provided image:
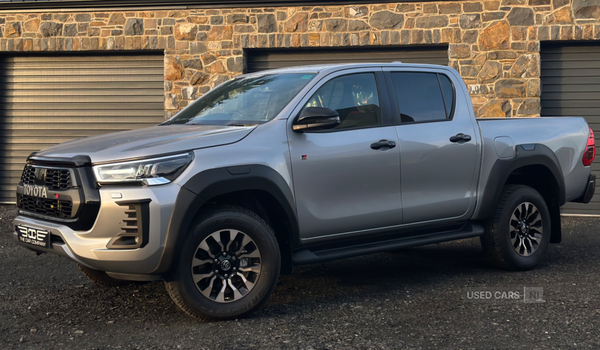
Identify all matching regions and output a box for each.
[165,73,316,126]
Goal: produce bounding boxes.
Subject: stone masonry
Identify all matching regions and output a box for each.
[1,0,600,119]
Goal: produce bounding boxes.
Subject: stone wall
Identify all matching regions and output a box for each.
[1,0,600,119]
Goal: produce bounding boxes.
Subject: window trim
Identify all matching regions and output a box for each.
[292,70,391,133]
[385,70,456,126]
[437,73,457,121]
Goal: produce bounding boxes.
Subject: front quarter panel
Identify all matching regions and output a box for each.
[154,119,295,274]
[173,120,294,191]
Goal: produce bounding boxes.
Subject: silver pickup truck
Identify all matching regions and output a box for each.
[13,63,595,320]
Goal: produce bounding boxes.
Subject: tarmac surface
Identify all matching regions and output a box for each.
[1,204,599,349]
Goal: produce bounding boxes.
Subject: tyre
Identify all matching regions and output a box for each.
[77,264,129,287]
[481,185,551,271]
[165,205,281,321]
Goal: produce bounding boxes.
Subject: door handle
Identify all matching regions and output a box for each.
[449,133,472,143]
[370,140,397,150]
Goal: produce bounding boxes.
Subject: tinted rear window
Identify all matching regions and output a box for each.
[391,72,449,123]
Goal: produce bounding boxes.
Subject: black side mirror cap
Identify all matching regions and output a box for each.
[293,107,340,132]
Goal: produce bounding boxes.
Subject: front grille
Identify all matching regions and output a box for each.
[17,194,73,219]
[18,165,75,219]
[21,166,72,191]
[17,159,99,230]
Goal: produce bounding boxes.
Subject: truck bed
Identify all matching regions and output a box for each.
[477,117,590,204]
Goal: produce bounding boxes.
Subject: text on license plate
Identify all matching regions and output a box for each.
[16,225,50,249]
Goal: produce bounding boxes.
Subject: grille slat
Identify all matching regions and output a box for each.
[123,205,139,234]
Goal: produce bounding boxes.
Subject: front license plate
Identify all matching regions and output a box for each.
[16,225,51,249]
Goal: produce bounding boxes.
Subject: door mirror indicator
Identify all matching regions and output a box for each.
[292,107,340,132]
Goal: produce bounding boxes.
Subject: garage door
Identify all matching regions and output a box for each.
[541,43,600,215]
[246,45,448,72]
[0,53,165,203]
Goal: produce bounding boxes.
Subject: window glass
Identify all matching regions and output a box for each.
[391,72,447,123]
[438,74,455,118]
[304,73,381,130]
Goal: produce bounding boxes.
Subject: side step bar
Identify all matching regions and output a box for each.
[292,222,484,265]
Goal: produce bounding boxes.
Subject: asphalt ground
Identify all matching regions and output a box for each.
[1,204,599,349]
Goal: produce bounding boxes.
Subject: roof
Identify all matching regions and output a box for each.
[243,62,453,77]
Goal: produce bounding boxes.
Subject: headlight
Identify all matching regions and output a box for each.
[93,152,194,185]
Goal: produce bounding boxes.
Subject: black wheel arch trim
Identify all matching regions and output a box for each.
[152,164,298,275]
[475,144,565,243]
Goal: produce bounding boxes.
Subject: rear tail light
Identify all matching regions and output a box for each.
[583,127,595,166]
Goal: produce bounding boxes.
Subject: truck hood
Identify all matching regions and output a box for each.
[33,125,256,164]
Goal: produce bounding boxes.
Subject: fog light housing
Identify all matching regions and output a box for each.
[107,200,150,249]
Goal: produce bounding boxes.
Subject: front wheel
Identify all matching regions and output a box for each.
[481,185,551,271]
[165,205,281,320]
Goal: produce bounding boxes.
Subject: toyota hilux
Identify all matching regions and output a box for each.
[14,63,596,320]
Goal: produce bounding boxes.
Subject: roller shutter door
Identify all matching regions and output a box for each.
[541,43,600,215]
[246,45,448,72]
[0,54,165,203]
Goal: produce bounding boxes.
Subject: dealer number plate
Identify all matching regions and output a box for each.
[16,225,50,249]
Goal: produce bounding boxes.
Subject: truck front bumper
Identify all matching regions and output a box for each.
[13,184,179,276]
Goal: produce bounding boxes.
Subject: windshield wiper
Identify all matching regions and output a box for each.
[226,123,257,127]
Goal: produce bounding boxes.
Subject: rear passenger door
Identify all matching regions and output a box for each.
[384,68,479,224]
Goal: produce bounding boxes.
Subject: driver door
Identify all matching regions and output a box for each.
[288,69,403,240]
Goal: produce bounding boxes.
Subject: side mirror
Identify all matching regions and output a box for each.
[293,107,340,132]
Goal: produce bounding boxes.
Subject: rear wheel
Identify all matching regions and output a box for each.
[165,205,280,320]
[481,185,551,271]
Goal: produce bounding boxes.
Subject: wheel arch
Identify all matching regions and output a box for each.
[475,144,565,243]
[153,165,298,276]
